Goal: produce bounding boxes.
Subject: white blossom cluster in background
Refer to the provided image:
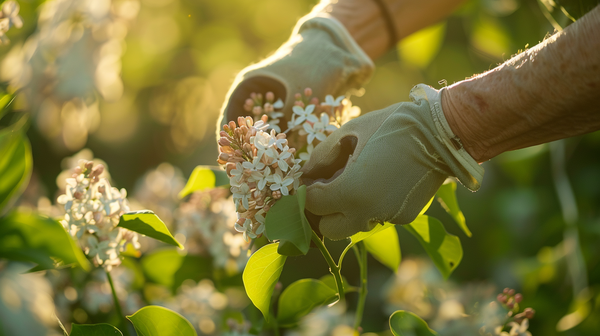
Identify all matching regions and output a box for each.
[153,279,249,336]
[245,88,360,162]
[57,159,140,270]
[285,303,354,336]
[1,0,140,150]
[175,188,248,272]
[0,263,62,336]
[383,258,535,336]
[0,1,23,44]
[217,116,303,241]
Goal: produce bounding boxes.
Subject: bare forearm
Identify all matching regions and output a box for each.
[312,0,465,60]
[442,5,600,162]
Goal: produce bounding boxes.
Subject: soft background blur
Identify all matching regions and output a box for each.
[2,0,600,335]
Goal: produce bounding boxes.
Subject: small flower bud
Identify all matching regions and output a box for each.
[223,124,230,132]
[261,114,268,123]
[250,92,257,100]
[92,164,104,176]
[266,91,274,102]
[73,166,82,175]
[245,116,254,126]
[256,93,263,102]
[218,137,231,147]
[85,161,93,170]
[226,163,236,175]
[98,185,106,193]
[237,116,245,127]
[524,308,535,319]
[294,93,302,100]
[508,289,515,296]
[252,106,262,116]
[304,87,312,97]
[514,293,523,303]
[220,131,228,137]
[276,133,286,140]
[245,98,254,106]
[310,97,319,106]
[507,302,514,309]
[74,191,83,199]
[272,190,282,199]
[219,153,230,162]
[229,121,236,130]
[294,101,305,108]
[503,288,510,294]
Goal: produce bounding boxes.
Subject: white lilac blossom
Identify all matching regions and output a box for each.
[218,116,303,241]
[0,0,22,44]
[174,188,249,271]
[245,88,359,163]
[57,160,140,270]
[1,0,140,150]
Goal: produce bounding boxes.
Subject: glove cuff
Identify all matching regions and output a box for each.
[414,84,484,191]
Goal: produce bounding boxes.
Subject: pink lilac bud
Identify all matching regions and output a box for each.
[310,97,319,106]
[304,87,312,97]
[226,163,236,175]
[250,92,257,100]
[223,124,230,132]
[245,98,253,106]
[219,137,231,147]
[219,153,230,162]
[237,117,245,127]
[261,114,268,123]
[276,133,286,140]
[85,161,93,170]
[245,116,254,126]
[220,131,228,137]
[73,166,82,175]
[514,294,523,303]
[508,289,515,296]
[229,121,236,130]
[503,288,510,294]
[507,302,514,309]
[92,164,104,176]
[74,191,83,200]
[266,91,274,102]
[252,106,262,116]
[272,190,282,199]
[294,101,305,108]
[294,93,302,100]
[98,185,106,193]
[524,308,535,319]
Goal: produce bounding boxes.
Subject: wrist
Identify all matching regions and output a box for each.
[441,82,491,162]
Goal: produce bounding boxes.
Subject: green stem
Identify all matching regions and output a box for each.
[352,242,368,333]
[106,269,130,336]
[311,231,345,302]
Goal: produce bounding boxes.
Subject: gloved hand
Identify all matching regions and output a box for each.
[218,12,374,132]
[301,84,484,240]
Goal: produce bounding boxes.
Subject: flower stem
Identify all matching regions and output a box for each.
[311,231,345,302]
[105,269,130,336]
[352,242,368,333]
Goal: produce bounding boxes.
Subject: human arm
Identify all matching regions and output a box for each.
[314,0,466,60]
[442,4,600,162]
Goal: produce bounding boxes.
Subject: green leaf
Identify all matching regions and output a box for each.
[0,212,90,270]
[403,216,462,279]
[70,323,123,336]
[127,306,197,336]
[0,93,14,120]
[178,165,229,199]
[243,243,287,320]
[350,222,394,245]
[389,311,438,336]
[364,226,401,272]
[264,185,311,256]
[436,180,471,237]
[0,130,32,216]
[141,248,212,292]
[277,279,337,326]
[118,211,183,249]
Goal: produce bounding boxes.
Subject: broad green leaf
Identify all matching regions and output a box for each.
[0,212,90,270]
[127,306,197,336]
[264,185,311,256]
[436,180,471,237]
[277,279,337,326]
[350,222,394,245]
[420,197,434,216]
[389,311,438,336]
[403,216,462,279]
[70,323,123,336]
[141,248,212,292]
[398,23,446,68]
[0,131,32,216]
[364,226,401,272]
[118,211,183,249]
[243,243,287,319]
[178,166,229,199]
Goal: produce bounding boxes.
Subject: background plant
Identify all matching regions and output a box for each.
[1,0,599,335]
